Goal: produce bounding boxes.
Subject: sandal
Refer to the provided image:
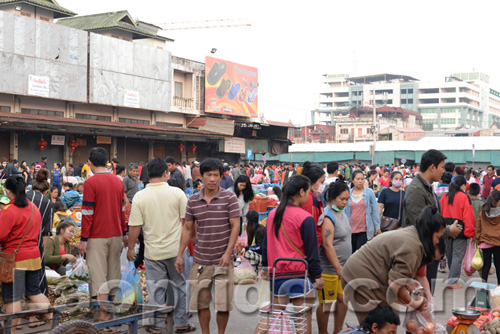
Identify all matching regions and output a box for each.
[99,327,114,333]
[175,324,196,333]
[146,327,162,334]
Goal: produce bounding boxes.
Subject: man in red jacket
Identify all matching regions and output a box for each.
[482,165,497,201]
[79,147,127,322]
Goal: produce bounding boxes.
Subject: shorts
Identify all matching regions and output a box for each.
[1,269,41,303]
[189,262,234,312]
[272,277,314,298]
[317,273,343,304]
[86,236,122,297]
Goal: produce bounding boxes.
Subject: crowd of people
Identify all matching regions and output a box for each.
[0,149,500,334]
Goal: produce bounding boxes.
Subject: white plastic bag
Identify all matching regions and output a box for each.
[120,247,128,273]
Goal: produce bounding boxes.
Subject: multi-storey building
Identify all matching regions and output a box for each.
[313,72,500,130]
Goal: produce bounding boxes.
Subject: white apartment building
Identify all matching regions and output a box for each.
[313,72,500,130]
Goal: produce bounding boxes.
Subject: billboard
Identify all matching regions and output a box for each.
[205,56,258,118]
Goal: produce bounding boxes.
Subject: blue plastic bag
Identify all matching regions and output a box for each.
[114,261,143,312]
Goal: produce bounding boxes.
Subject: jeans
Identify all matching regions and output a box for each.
[481,246,500,284]
[145,257,188,329]
[445,238,468,285]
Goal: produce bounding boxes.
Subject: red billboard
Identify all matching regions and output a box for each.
[205,56,258,118]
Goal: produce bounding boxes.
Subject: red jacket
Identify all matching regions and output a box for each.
[440,192,476,238]
[0,200,42,262]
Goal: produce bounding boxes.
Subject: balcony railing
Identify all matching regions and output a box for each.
[173,96,194,109]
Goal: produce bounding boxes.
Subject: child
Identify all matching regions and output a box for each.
[53,202,71,230]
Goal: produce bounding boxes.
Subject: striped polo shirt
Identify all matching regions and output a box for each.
[185,187,240,265]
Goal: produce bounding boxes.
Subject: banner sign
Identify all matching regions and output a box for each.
[28,75,50,97]
[96,136,112,144]
[124,89,140,108]
[224,138,246,154]
[51,135,65,145]
[205,56,258,118]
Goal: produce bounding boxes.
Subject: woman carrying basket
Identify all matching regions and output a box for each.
[257,175,324,334]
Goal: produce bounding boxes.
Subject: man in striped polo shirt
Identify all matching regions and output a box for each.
[175,158,240,334]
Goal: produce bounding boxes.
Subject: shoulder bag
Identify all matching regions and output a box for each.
[381,190,402,232]
[0,203,33,283]
[280,223,307,259]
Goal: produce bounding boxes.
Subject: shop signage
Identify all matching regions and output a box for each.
[76,138,86,146]
[51,135,65,146]
[28,75,50,97]
[247,149,253,160]
[124,89,140,108]
[224,137,246,154]
[96,136,112,144]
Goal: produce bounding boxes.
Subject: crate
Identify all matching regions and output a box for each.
[255,196,269,213]
[249,200,257,211]
[258,211,268,221]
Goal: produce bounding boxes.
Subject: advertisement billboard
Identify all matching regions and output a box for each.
[205,56,258,118]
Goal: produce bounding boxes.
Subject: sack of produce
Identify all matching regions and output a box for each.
[234,258,257,285]
[404,302,436,334]
[472,247,484,271]
[491,286,500,309]
[463,239,476,275]
[69,255,91,281]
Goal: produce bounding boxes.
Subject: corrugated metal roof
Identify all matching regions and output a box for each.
[0,0,76,18]
[57,10,172,41]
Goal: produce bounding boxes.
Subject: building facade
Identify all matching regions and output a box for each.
[314,72,500,130]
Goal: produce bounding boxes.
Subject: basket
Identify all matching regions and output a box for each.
[249,200,257,211]
[258,211,268,221]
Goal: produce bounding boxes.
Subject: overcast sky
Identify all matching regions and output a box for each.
[61,0,500,125]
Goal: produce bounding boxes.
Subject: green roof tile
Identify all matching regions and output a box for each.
[0,0,76,18]
[57,10,171,41]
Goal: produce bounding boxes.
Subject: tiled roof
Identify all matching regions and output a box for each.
[0,0,76,18]
[57,10,172,41]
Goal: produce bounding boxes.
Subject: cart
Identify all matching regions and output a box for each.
[0,300,173,334]
[257,257,309,334]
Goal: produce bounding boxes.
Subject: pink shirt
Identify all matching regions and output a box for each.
[350,198,367,233]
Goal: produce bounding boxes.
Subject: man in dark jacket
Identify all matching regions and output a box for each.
[220,166,234,190]
[166,156,185,189]
[403,149,461,294]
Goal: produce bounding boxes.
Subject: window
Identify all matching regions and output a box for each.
[175,82,183,98]
[21,108,63,117]
[408,89,413,94]
[340,128,348,134]
[401,89,407,94]
[0,106,10,113]
[408,99,413,104]
[76,113,111,121]
[358,128,362,137]
[441,118,457,125]
[119,118,150,125]
[156,122,183,128]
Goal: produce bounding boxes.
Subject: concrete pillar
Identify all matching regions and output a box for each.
[148,141,154,160]
[112,107,119,122]
[64,138,71,165]
[181,142,187,162]
[9,131,18,160]
[13,96,21,114]
[111,137,118,159]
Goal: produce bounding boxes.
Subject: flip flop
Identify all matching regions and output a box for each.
[216,79,231,98]
[228,83,240,100]
[175,324,196,333]
[207,61,227,85]
[146,327,162,334]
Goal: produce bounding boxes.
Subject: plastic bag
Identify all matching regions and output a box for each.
[403,302,436,334]
[472,247,483,270]
[463,239,476,275]
[115,261,143,312]
[268,312,296,334]
[491,286,500,309]
[69,255,91,281]
[234,258,257,285]
[120,247,128,273]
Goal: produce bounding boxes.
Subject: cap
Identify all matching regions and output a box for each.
[0,196,10,205]
[194,161,200,165]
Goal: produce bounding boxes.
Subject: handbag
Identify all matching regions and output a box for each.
[381,190,402,232]
[0,203,33,283]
